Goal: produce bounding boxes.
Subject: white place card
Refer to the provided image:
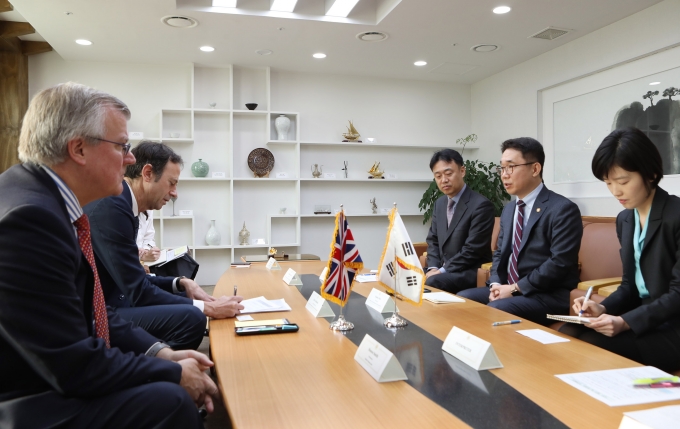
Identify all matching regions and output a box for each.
[305,291,335,318]
[276,172,289,178]
[255,238,265,244]
[212,172,226,178]
[380,208,390,214]
[265,257,281,271]
[354,334,408,383]
[282,268,302,286]
[178,210,193,216]
[319,266,329,282]
[365,288,397,313]
[129,131,144,139]
[324,173,336,179]
[386,173,398,179]
[442,326,503,371]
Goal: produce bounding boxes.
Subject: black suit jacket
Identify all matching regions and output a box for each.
[601,187,680,335]
[426,186,494,288]
[490,185,582,309]
[84,183,191,309]
[0,163,180,406]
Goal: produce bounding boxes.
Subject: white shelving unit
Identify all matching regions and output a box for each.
[140,64,477,285]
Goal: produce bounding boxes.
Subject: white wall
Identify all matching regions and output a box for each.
[471,0,680,216]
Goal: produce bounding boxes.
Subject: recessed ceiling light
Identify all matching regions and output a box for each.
[414,61,427,66]
[326,0,360,18]
[313,53,327,59]
[649,82,661,85]
[256,49,273,55]
[200,46,215,52]
[270,0,298,12]
[212,0,237,7]
[493,6,511,14]
[75,39,92,46]
[471,44,499,52]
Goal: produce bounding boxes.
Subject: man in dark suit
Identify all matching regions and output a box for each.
[0,82,216,427]
[425,149,495,293]
[84,141,243,351]
[458,138,582,325]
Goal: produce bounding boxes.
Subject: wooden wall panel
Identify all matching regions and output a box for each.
[0,37,27,172]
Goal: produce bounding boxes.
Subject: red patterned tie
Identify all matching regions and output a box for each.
[507,200,525,285]
[74,214,111,348]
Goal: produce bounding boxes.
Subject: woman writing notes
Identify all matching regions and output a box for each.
[561,127,680,372]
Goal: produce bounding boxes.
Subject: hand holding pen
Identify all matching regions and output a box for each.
[579,286,594,317]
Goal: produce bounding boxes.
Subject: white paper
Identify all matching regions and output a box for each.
[145,245,188,267]
[240,296,292,314]
[323,173,336,179]
[355,273,377,283]
[556,366,680,407]
[236,315,254,321]
[622,405,680,429]
[442,326,503,371]
[255,238,265,244]
[211,172,226,178]
[276,172,288,178]
[386,173,398,179]
[516,329,570,344]
[423,292,464,303]
[354,334,408,383]
[178,210,193,216]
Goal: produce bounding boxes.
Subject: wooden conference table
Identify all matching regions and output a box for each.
[209,261,680,428]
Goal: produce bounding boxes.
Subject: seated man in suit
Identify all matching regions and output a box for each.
[0,82,216,428]
[425,149,495,293]
[84,141,243,351]
[458,138,582,325]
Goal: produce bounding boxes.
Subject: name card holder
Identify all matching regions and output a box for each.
[212,172,226,178]
[365,288,397,313]
[354,334,408,383]
[319,266,329,283]
[283,268,303,286]
[178,210,193,216]
[305,291,335,318]
[266,257,281,271]
[442,326,503,371]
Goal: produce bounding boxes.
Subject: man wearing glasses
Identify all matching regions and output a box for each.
[458,137,582,325]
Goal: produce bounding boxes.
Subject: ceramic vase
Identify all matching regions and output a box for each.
[205,220,221,245]
[274,115,291,140]
[191,159,209,177]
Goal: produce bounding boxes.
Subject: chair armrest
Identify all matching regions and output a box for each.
[597,284,621,297]
[480,262,492,270]
[577,277,622,291]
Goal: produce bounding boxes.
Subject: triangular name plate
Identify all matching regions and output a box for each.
[441,326,503,371]
[365,288,397,313]
[354,334,408,383]
[266,257,281,270]
[305,291,336,318]
[282,268,303,286]
[319,266,329,283]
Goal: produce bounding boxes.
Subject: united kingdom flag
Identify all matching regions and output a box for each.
[320,212,364,306]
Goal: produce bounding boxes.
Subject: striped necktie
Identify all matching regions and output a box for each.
[447,198,455,227]
[507,200,525,285]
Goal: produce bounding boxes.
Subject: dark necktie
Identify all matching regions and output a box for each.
[447,198,455,227]
[508,200,526,285]
[133,214,140,240]
[74,214,111,348]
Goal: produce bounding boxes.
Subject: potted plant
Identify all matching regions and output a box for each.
[418,134,509,225]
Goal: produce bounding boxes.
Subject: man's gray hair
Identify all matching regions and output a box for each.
[18,82,131,166]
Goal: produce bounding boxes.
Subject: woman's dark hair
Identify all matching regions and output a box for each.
[500,137,545,178]
[591,128,663,191]
[429,148,464,170]
[125,141,183,181]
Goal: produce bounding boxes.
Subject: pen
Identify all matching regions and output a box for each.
[492,320,521,326]
[579,286,594,317]
[233,285,237,296]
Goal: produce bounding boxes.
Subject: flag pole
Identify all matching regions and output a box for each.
[384,202,408,328]
[329,204,355,331]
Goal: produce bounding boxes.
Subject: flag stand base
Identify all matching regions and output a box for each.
[329,314,354,331]
[384,313,408,328]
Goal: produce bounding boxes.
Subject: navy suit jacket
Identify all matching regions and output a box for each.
[426,186,494,288]
[490,185,582,309]
[0,163,180,406]
[84,183,191,309]
[601,187,680,336]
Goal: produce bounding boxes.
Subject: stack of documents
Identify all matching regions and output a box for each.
[241,296,292,314]
[620,405,680,429]
[423,292,465,304]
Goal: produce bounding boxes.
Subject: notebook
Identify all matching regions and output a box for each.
[546,315,595,324]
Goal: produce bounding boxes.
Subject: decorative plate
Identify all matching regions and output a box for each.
[247,148,275,177]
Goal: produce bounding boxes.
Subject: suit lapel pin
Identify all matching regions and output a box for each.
[536,208,541,213]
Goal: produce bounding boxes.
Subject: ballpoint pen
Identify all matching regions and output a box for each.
[492,320,521,326]
[234,285,237,296]
[579,286,594,317]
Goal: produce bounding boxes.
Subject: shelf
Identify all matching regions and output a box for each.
[180,177,231,181]
[192,245,232,250]
[267,140,298,144]
[193,109,231,114]
[300,141,478,150]
[299,178,433,182]
[268,214,299,218]
[160,215,194,220]
[162,108,193,113]
[160,138,194,143]
[233,110,268,115]
[300,213,423,218]
[233,178,298,181]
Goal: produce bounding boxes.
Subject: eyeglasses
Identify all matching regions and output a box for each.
[496,162,536,175]
[86,136,131,155]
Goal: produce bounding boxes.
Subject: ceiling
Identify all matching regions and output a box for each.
[7,0,663,84]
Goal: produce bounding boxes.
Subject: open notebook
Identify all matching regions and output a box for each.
[547,315,595,324]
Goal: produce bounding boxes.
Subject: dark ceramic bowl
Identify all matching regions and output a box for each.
[245,103,258,110]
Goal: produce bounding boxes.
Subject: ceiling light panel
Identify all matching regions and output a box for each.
[270,0,298,12]
[325,0,360,18]
[75,39,92,45]
[649,82,661,85]
[313,53,327,58]
[213,0,237,7]
[414,61,427,66]
[200,46,215,52]
[493,6,511,14]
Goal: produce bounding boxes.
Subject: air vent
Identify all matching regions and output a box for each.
[356,31,389,42]
[470,44,499,53]
[529,27,570,41]
[161,15,198,29]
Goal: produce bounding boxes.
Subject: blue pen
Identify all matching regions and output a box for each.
[579,286,594,317]
[492,320,521,326]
